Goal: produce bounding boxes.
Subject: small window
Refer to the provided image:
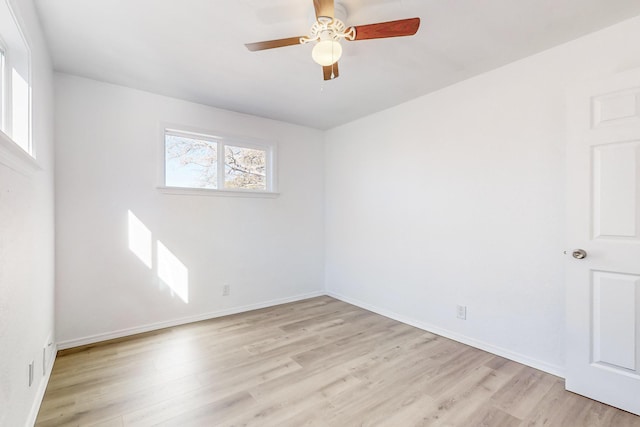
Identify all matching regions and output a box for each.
[0,1,31,155]
[0,46,5,130]
[224,144,267,190]
[163,128,275,193]
[165,133,219,189]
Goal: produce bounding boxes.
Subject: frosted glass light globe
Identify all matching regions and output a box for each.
[312,40,342,66]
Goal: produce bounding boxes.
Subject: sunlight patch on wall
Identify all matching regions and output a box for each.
[127,210,152,269]
[127,210,190,304]
[157,241,189,303]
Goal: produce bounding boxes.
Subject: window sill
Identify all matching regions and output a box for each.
[0,131,41,175]
[157,186,280,198]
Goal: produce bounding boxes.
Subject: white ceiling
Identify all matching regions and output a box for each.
[35,0,640,129]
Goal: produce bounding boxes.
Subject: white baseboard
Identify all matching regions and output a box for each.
[57,291,324,350]
[326,290,565,378]
[25,343,57,427]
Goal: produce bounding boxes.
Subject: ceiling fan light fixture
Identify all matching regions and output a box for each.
[312,40,342,66]
[245,0,421,80]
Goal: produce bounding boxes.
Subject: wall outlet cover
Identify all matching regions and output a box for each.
[456,305,467,320]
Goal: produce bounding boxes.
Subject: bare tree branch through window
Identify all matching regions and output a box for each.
[165,133,268,191]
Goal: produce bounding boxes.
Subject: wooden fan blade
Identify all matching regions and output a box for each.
[322,62,339,81]
[348,17,420,41]
[313,0,334,19]
[245,36,303,52]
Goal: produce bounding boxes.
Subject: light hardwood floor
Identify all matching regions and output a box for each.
[36,296,640,427]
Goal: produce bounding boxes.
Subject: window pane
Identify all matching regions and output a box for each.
[11,66,29,151]
[165,134,218,189]
[0,49,4,131]
[224,145,266,190]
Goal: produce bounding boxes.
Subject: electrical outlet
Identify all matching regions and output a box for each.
[456,305,467,320]
[222,284,230,296]
[28,361,34,387]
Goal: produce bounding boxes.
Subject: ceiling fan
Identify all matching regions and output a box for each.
[245,0,420,81]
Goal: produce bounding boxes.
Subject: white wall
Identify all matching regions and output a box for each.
[54,74,325,346]
[324,16,640,375]
[0,0,55,426]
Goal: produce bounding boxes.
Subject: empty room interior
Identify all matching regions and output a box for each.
[2,0,640,425]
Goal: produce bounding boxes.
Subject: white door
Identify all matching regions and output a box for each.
[566,67,640,416]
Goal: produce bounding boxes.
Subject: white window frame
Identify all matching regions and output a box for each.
[0,0,35,172]
[158,124,278,198]
[0,39,6,132]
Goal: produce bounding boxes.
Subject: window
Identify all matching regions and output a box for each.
[163,128,276,194]
[0,45,5,130]
[0,0,31,155]
[224,144,268,190]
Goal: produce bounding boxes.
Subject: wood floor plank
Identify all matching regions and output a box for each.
[121,356,299,426]
[325,373,434,426]
[519,379,575,426]
[37,374,203,426]
[153,391,257,427]
[368,393,438,427]
[422,366,513,426]
[87,416,124,427]
[491,365,558,419]
[276,410,332,427]
[36,296,640,427]
[473,406,522,427]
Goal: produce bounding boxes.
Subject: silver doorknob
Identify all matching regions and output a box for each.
[572,249,587,259]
